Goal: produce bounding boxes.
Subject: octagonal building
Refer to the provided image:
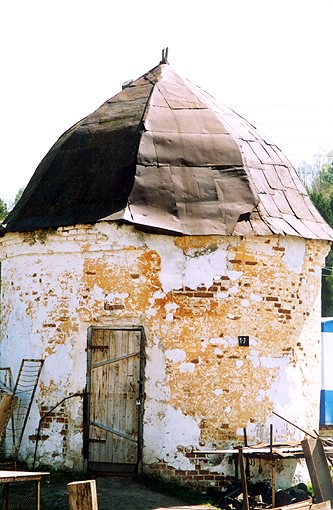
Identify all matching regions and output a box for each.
[0,59,332,488]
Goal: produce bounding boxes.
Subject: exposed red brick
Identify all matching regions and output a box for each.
[194,292,214,298]
[104,303,125,310]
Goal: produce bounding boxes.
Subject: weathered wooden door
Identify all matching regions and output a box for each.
[86,327,144,474]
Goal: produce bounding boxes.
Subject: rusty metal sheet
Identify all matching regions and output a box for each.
[284,189,318,221]
[247,213,274,236]
[275,165,299,189]
[283,214,320,239]
[265,216,301,237]
[171,166,251,235]
[145,132,243,167]
[144,105,230,135]
[272,189,295,215]
[233,220,256,236]
[258,193,283,218]
[238,139,264,169]
[304,195,330,222]
[248,141,276,165]
[3,61,333,241]
[262,165,284,190]
[247,167,273,194]
[127,165,182,233]
[302,219,333,241]
[148,86,169,107]
[156,69,208,109]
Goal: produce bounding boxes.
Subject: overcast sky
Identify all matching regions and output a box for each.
[1,0,333,203]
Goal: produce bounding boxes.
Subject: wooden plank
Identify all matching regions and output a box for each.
[67,480,98,510]
[0,394,17,440]
[270,424,276,508]
[312,502,332,510]
[238,447,249,510]
[302,438,333,507]
[273,499,331,510]
[274,498,320,510]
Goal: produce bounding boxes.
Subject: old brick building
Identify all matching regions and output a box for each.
[0,59,332,488]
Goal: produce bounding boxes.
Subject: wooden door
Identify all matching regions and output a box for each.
[86,327,144,474]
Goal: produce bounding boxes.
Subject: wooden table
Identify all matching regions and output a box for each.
[0,470,49,510]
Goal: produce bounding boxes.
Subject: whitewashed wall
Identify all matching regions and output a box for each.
[0,222,329,487]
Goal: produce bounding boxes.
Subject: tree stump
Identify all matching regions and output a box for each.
[67,480,98,510]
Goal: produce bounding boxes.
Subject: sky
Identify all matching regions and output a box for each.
[1,0,333,203]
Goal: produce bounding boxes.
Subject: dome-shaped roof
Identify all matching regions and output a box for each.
[3,62,333,240]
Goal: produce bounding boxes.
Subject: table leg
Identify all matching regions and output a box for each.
[2,484,8,510]
[37,479,41,510]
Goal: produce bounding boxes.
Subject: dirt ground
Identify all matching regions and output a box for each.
[37,474,220,510]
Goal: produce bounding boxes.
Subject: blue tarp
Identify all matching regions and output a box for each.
[321,320,333,332]
[320,389,333,425]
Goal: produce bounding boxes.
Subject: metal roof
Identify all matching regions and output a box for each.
[3,62,333,240]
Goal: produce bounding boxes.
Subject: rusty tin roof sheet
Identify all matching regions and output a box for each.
[3,63,333,240]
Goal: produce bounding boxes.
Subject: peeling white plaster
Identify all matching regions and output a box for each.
[165,302,179,322]
[165,302,179,312]
[166,349,186,363]
[143,405,200,470]
[105,292,129,300]
[211,337,237,347]
[146,307,157,317]
[146,237,233,292]
[250,293,262,302]
[229,285,239,294]
[216,292,229,299]
[0,222,328,486]
[179,362,195,373]
[280,237,306,274]
[256,390,266,402]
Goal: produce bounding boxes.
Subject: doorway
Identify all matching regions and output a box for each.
[85,327,145,474]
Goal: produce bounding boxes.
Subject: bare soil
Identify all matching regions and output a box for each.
[38,473,219,510]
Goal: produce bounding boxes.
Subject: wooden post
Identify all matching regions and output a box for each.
[67,480,98,510]
[238,447,250,510]
[302,437,333,507]
[270,424,276,508]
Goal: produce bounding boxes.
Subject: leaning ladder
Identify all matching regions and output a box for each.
[11,359,44,459]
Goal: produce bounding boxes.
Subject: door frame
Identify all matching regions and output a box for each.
[83,325,146,474]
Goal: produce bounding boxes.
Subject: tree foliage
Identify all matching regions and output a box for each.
[0,198,8,222]
[300,154,333,316]
[0,186,25,223]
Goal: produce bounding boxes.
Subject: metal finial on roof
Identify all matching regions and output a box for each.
[160,47,169,64]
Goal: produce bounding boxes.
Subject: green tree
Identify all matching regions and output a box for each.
[300,154,333,316]
[0,198,8,222]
